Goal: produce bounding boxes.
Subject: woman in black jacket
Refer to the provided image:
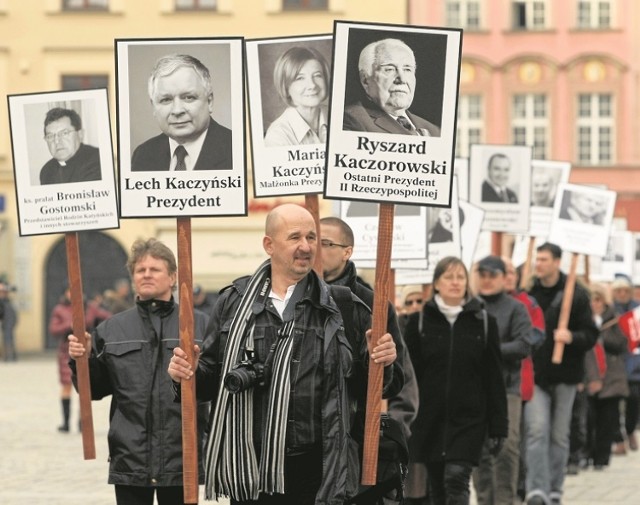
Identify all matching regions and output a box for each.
[404,256,508,505]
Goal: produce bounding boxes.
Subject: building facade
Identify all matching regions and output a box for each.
[410,0,640,227]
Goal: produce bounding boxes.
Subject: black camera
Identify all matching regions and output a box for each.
[224,360,266,394]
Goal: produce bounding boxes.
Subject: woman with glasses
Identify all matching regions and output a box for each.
[403,256,508,505]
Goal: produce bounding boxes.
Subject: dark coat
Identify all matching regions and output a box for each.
[326,260,418,439]
[72,299,210,487]
[481,180,518,203]
[40,143,101,185]
[584,306,630,399]
[343,100,441,137]
[404,297,508,465]
[131,118,232,171]
[196,269,401,504]
[528,273,598,388]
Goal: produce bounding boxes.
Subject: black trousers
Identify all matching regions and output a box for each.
[588,396,622,466]
[114,485,184,505]
[231,450,323,505]
[426,460,473,505]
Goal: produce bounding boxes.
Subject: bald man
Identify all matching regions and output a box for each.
[169,203,402,505]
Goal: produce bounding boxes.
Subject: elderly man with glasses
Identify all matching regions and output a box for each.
[39,107,102,185]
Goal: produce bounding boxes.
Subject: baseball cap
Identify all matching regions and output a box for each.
[477,255,506,275]
[611,273,632,290]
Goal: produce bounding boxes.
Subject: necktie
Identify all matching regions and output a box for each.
[396,116,414,131]
[500,188,509,202]
[174,145,187,171]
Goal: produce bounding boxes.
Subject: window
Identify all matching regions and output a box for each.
[577,93,614,164]
[577,0,611,29]
[62,75,109,91]
[63,0,108,10]
[512,0,546,30]
[282,0,328,10]
[456,95,483,158]
[511,94,548,159]
[445,0,481,29]
[176,0,216,9]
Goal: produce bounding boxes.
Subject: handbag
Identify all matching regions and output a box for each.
[329,286,409,504]
[347,413,409,504]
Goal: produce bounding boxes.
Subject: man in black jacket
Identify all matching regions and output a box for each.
[319,216,418,441]
[320,216,418,505]
[524,242,598,505]
[169,204,400,505]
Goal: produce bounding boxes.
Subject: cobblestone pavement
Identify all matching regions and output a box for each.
[1,353,639,504]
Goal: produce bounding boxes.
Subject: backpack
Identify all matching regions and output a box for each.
[329,285,409,504]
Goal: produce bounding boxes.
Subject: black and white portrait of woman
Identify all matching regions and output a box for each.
[264,45,331,147]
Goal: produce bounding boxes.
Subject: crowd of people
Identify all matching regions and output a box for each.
[11,203,630,505]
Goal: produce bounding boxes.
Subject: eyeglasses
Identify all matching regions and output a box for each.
[44,129,77,143]
[321,239,350,249]
[405,298,423,306]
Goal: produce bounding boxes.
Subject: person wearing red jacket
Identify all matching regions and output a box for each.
[48,286,111,432]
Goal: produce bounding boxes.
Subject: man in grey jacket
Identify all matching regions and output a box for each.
[472,255,533,505]
[68,238,210,505]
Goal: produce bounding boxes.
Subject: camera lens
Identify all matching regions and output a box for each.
[224,366,256,394]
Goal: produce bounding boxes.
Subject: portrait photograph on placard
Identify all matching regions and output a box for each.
[528,159,571,238]
[469,143,532,233]
[246,35,332,197]
[589,231,634,282]
[8,88,118,236]
[426,177,461,261]
[548,183,616,257]
[115,37,246,218]
[325,21,462,208]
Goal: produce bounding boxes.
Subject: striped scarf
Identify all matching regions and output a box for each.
[204,260,296,501]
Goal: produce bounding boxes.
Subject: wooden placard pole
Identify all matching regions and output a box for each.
[519,236,536,290]
[177,217,198,505]
[65,232,96,460]
[491,231,503,256]
[583,255,590,285]
[551,253,579,364]
[305,194,323,276]
[361,203,394,485]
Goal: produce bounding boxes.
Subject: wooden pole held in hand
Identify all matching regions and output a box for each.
[519,236,536,291]
[65,232,96,460]
[361,203,394,485]
[305,194,323,276]
[551,253,579,364]
[177,218,198,504]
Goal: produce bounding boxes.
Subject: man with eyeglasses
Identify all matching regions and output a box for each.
[343,38,440,137]
[319,216,418,442]
[39,107,102,185]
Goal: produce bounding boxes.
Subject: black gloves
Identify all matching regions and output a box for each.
[488,436,505,457]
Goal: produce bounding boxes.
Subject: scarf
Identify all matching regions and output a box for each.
[434,294,463,326]
[204,260,295,501]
